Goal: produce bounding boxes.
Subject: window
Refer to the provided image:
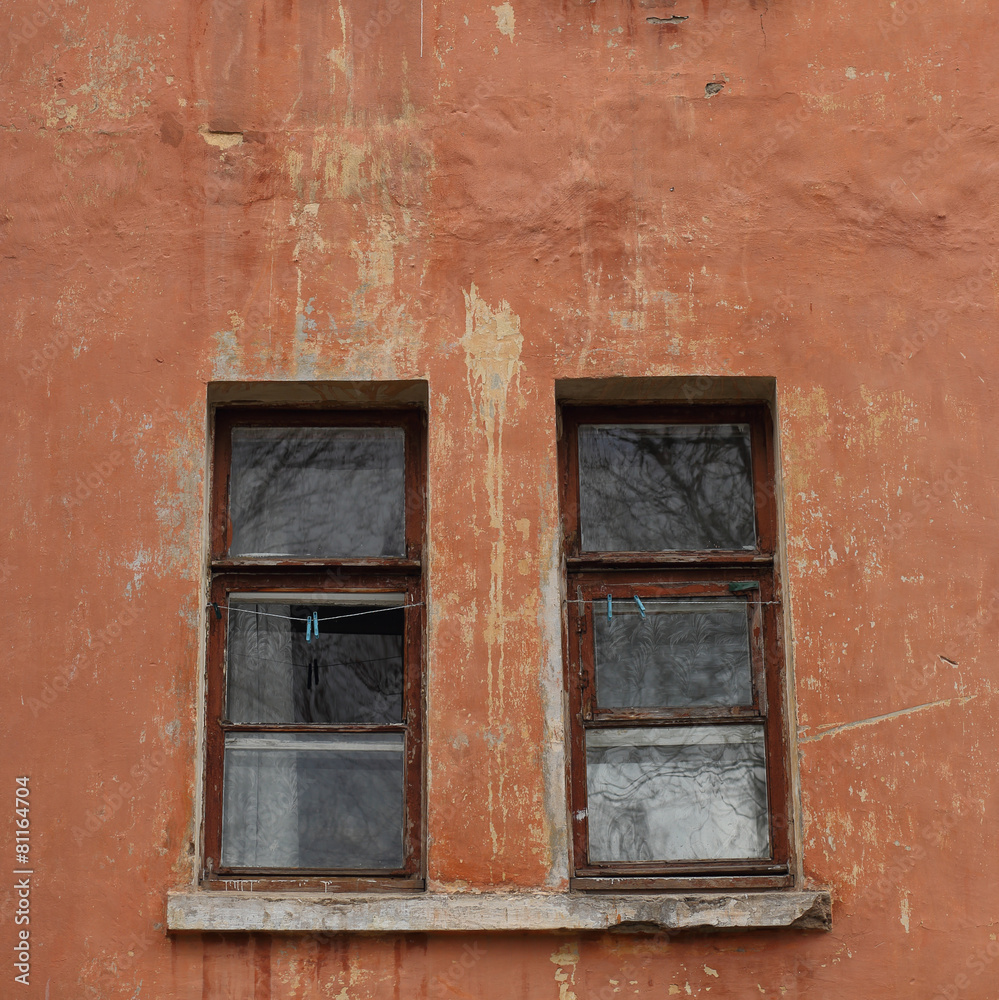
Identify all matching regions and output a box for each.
[560,403,793,890]
[203,407,426,891]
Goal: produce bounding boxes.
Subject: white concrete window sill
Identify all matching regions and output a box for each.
[166,889,832,934]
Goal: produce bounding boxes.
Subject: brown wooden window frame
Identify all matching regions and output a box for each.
[203,406,426,893]
[560,402,794,892]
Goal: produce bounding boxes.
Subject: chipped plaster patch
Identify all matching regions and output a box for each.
[198,125,242,149]
[327,140,368,199]
[550,945,579,967]
[492,2,515,39]
[285,149,306,198]
[551,944,579,1000]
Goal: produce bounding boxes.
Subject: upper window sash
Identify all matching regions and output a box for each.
[561,405,776,559]
[211,408,426,563]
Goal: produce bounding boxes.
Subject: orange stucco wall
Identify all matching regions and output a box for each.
[3,0,997,995]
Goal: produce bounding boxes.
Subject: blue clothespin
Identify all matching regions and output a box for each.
[633,596,646,619]
[306,613,312,642]
[607,595,613,620]
[313,611,320,637]
[211,602,222,620]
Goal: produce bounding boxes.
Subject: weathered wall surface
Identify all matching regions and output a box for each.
[2,0,997,995]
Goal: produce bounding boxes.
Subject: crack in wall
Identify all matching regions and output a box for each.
[799,696,977,743]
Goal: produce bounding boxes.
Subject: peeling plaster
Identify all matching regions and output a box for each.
[198,125,243,150]
[5,0,996,991]
[461,284,523,861]
[492,3,515,40]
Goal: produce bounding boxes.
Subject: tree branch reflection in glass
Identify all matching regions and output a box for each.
[229,427,405,557]
[578,424,756,551]
[594,599,753,709]
[222,594,406,870]
[586,726,769,863]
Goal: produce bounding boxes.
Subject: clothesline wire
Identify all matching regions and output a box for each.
[565,597,783,607]
[208,595,783,626]
[209,602,423,624]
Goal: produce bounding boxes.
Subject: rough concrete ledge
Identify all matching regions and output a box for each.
[167,889,831,934]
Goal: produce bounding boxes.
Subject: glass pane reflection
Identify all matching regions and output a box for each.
[226,597,404,725]
[586,725,769,863]
[229,426,405,557]
[594,600,753,709]
[222,732,405,870]
[578,424,756,551]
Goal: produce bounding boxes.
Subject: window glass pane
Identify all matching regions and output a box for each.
[226,595,405,725]
[578,424,756,551]
[222,732,405,870]
[594,599,753,708]
[222,733,405,868]
[229,426,405,557]
[585,725,769,862]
